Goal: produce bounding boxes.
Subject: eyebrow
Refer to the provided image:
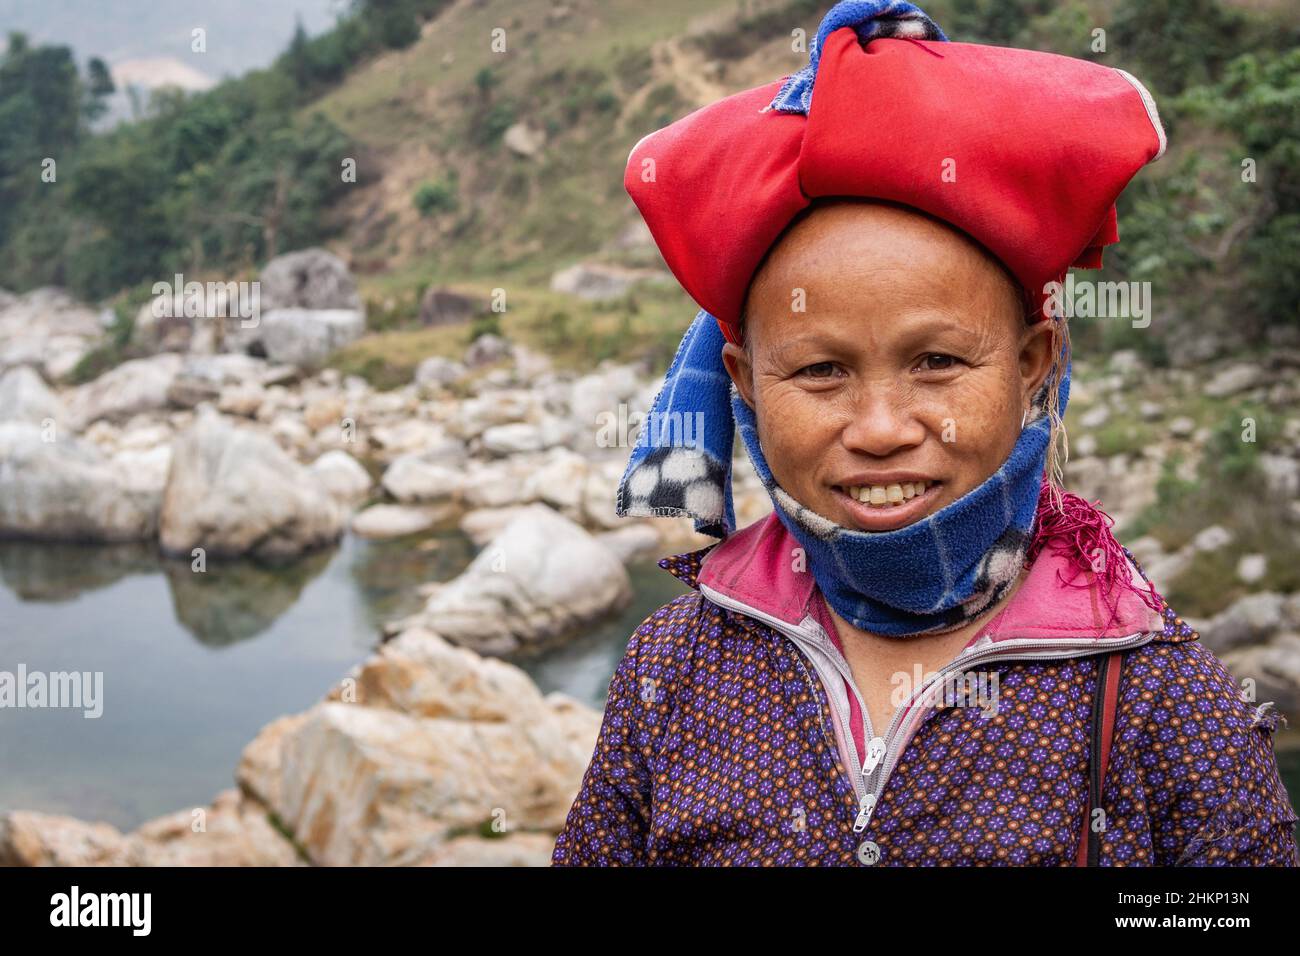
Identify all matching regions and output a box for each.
[761,315,974,359]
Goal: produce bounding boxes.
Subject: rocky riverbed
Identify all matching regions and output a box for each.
[0,249,1296,865]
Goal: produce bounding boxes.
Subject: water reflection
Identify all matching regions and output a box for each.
[162,549,336,645]
[0,540,158,603]
[0,526,681,829]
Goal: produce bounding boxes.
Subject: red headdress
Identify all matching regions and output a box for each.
[624,30,1166,343]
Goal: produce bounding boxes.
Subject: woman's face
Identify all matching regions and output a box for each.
[722,200,1056,533]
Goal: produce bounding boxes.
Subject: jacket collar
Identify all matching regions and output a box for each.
[663,512,1192,645]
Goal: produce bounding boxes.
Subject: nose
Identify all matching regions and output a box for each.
[839,380,927,458]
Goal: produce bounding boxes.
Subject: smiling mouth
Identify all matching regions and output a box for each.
[834,480,937,508]
[829,480,944,531]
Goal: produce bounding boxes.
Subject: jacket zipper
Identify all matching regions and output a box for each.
[698,582,1153,839]
[699,584,875,807]
[849,632,1154,834]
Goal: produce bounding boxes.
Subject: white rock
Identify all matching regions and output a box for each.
[309,449,372,504]
[259,247,361,312]
[351,504,442,538]
[160,409,344,560]
[116,422,171,452]
[259,693,590,865]
[217,381,266,418]
[1108,350,1144,375]
[0,422,160,541]
[414,355,467,389]
[454,389,539,438]
[1192,524,1234,552]
[503,121,547,157]
[549,263,665,301]
[412,504,632,655]
[1237,553,1268,584]
[1079,404,1110,429]
[459,505,535,546]
[581,459,629,529]
[382,449,468,502]
[462,457,539,509]
[1259,454,1299,499]
[464,333,512,368]
[65,353,183,430]
[258,308,366,370]
[1073,433,1098,457]
[369,419,452,457]
[524,448,589,514]
[1201,592,1287,652]
[481,422,546,456]
[1204,363,1258,398]
[0,287,103,382]
[0,366,63,424]
[570,364,644,450]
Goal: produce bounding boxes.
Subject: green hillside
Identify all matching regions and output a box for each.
[0,0,1296,381]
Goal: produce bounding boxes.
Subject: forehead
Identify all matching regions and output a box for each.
[742,200,1023,338]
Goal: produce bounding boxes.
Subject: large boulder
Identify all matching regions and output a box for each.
[0,790,302,867]
[0,423,162,541]
[65,353,183,430]
[239,627,600,866]
[1220,635,1300,718]
[407,504,632,655]
[258,308,366,370]
[258,248,362,312]
[1197,592,1288,654]
[0,287,105,382]
[0,366,63,424]
[159,409,345,561]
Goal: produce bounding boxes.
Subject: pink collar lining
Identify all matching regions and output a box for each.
[697,511,1164,644]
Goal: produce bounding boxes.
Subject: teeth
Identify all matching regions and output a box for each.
[843,481,932,508]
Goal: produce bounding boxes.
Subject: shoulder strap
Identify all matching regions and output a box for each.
[1076,650,1124,866]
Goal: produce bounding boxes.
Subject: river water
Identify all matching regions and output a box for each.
[1,533,1297,836]
[0,531,687,831]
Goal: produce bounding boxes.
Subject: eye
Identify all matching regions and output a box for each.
[797,361,840,379]
[916,353,959,372]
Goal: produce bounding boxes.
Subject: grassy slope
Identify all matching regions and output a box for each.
[307,0,816,375]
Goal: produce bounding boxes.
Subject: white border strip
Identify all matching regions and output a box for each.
[1114,68,1168,162]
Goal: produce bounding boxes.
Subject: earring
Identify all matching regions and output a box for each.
[1021,408,1028,430]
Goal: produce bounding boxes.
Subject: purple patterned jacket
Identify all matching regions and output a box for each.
[552,513,1299,866]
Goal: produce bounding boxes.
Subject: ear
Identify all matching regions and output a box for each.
[1018,320,1056,406]
[721,341,756,411]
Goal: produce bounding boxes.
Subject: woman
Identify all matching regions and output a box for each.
[552,2,1298,866]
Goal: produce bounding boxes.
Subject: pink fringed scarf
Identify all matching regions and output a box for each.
[1026,478,1165,629]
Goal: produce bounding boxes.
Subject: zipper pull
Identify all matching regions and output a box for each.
[861,736,886,777]
[852,792,877,833]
